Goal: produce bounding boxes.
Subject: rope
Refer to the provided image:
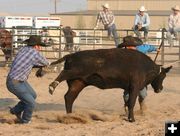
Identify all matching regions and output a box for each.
[163,60,180,67]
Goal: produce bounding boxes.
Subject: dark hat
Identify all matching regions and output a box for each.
[23,35,47,46]
[118,36,143,48]
[117,42,132,48]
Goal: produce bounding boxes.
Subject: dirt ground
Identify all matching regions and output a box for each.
[0,64,180,136]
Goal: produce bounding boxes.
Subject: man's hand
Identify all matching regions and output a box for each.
[36,68,46,77]
[94,26,98,30]
[157,48,160,53]
[137,24,142,30]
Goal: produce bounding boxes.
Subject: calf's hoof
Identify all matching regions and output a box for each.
[49,86,55,95]
[128,118,135,122]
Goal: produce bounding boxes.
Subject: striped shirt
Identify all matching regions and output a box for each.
[96,11,115,27]
[168,13,180,29]
[8,46,49,81]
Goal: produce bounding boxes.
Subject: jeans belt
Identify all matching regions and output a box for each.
[12,79,23,84]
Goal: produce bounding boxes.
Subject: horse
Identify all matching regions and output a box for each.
[0,29,13,65]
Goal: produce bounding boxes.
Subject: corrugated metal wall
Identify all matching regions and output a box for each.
[53,15,168,30]
[88,0,180,11]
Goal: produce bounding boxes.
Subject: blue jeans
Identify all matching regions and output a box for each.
[107,24,120,47]
[134,25,149,38]
[6,77,37,122]
[166,27,180,47]
[123,87,147,103]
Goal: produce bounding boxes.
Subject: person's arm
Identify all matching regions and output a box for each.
[146,45,157,52]
[142,13,150,27]
[174,14,180,28]
[94,13,101,29]
[178,14,180,27]
[134,14,139,26]
[168,15,173,29]
[108,12,115,26]
[32,52,50,77]
[33,52,49,66]
[71,30,76,37]
[136,44,158,54]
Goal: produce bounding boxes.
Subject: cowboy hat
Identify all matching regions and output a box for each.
[118,41,142,48]
[172,5,180,11]
[139,6,147,12]
[102,3,109,9]
[118,36,143,48]
[23,35,47,46]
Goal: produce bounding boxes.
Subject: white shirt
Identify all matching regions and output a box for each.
[134,13,150,27]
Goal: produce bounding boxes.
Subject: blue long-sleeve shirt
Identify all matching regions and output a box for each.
[134,13,150,27]
[136,44,157,54]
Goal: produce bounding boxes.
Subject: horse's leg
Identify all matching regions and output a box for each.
[2,46,12,66]
[1,49,8,66]
[65,80,86,113]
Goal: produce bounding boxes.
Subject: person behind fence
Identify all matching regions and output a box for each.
[6,35,49,124]
[118,36,160,112]
[166,5,180,47]
[133,6,150,41]
[41,27,49,43]
[94,3,120,47]
[63,26,76,51]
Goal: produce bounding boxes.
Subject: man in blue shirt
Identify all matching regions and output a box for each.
[118,36,160,114]
[136,44,158,54]
[6,35,49,124]
[133,6,150,41]
[124,44,159,113]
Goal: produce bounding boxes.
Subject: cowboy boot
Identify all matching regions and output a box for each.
[9,107,22,121]
[138,97,147,114]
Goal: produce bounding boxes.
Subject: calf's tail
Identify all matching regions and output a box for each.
[50,54,71,65]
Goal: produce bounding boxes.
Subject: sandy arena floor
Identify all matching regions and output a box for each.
[0,64,180,136]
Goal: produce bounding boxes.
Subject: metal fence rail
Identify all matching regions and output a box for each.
[0,27,180,67]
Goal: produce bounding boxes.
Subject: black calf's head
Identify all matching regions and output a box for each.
[151,66,172,93]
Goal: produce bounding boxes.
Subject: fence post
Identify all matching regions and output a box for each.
[178,32,180,61]
[93,29,96,50]
[58,26,62,71]
[11,28,14,61]
[161,29,165,65]
[126,30,129,36]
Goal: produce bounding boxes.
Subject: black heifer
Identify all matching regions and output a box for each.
[49,48,172,122]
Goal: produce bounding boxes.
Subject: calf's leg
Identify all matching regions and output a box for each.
[128,88,138,122]
[49,70,80,95]
[64,80,86,113]
[123,90,129,115]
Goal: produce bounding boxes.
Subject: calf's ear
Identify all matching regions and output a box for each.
[165,66,172,73]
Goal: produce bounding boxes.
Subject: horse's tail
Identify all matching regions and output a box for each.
[50,54,72,65]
